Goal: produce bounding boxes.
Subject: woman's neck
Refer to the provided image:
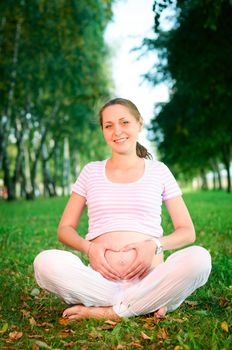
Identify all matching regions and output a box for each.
[108,153,142,170]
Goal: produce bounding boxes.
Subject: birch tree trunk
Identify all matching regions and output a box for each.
[62,137,70,196]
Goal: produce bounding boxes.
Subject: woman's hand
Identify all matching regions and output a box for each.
[120,240,156,280]
[88,242,121,281]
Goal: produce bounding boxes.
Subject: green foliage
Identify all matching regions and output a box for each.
[0,191,231,349]
[0,0,114,198]
[145,1,232,188]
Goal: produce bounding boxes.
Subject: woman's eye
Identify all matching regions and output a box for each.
[122,121,129,125]
[105,125,112,129]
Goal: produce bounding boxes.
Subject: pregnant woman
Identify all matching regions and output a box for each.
[34,98,211,320]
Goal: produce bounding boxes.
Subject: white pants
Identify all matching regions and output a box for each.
[34,246,211,317]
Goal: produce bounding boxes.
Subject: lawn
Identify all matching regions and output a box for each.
[0,191,231,349]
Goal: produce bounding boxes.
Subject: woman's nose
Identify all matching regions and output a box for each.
[114,125,122,136]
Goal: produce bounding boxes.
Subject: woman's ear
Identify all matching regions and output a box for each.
[139,118,144,131]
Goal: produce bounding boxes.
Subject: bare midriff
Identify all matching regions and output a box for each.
[92,231,164,278]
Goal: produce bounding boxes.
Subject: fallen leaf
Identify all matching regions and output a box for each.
[32,344,39,350]
[80,345,89,350]
[219,297,229,308]
[127,340,143,348]
[37,322,54,328]
[221,321,229,332]
[9,331,23,340]
[31,288,40,297]
[64,341,77,348]
[58,317,69,326]
[141,331,151,340]
[184,300,198,306]
[100,324,116,330]
[157,328,169,340]
[0,323,8,334]
[20,309,30,318]
[59,329,75,338]
[104,319,118,326]
[29,317,37,326]
[116,345,124,350]
[34,340,51,349]
[28,335,44,339]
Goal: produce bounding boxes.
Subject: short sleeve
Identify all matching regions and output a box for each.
[160,163,182,201]
[71,164,89,198]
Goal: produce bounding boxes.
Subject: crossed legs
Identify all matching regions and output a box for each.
[34,246,211,320]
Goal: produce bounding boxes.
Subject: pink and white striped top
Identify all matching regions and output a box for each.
[71,159,182,240]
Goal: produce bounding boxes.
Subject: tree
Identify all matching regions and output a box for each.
[0,0,113,200]
[145,0,232,192]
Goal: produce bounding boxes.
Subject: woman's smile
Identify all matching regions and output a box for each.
[114,137,129,144]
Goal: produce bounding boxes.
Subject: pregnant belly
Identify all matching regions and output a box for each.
[105,249,137,277]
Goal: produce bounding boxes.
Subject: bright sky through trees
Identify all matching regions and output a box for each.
[105,0,169,157]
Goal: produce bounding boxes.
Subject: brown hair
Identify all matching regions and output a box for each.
[99,98,152,159]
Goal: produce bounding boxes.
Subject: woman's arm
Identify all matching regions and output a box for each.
[57,192,90,255]
[160,195,195,250]
[58,192,121,280]
[122,195,195,280]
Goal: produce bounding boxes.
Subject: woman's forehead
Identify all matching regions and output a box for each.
[102,104,134,121]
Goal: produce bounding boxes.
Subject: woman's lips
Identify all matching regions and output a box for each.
[114,137,128,144]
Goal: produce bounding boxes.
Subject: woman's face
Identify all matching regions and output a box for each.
[101,104,142,155]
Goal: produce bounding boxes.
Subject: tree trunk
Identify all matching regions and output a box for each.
[200,169,208,190]
[212,171,216,190]
[2,146,16,200]
[62,137,70,196]
[41,141,56,197]
[222,144,231,193]
[215,162,222,190]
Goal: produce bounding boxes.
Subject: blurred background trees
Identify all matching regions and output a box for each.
[144,0,232,192]
[1,0,231,199]
[0,0,113,200]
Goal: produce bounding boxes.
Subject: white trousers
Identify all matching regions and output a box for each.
[34,246,211,317]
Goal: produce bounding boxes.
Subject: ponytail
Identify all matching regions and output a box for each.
[136,142,152,159]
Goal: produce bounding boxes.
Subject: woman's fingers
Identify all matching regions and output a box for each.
[122,262,145,280]
[121,243,136,252]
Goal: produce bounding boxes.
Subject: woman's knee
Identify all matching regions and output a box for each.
[183,245,212,279]
[34,249,57,277]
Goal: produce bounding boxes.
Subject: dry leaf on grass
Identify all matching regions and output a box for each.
[28,334,44,339]
[127,340,143,348]
[157,327,169,340]
[58,317,69,326]
[29,317,37,326]
[104,319,118,326]
[184,300,198,306]
[59,329,75,338]
[20,309,30,318]
[0,323,8,334]
[80,345,89,350]
[9,331,23,340]
[141,331,151,340]
[221,321,229,332]
[34,340,51,349]
[37,322,54,328]
[64,341,77,348]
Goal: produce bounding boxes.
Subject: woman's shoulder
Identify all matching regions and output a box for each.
[146,159,166,170]
[81,160,105,173]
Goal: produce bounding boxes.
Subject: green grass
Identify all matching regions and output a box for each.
[0,191,231,349]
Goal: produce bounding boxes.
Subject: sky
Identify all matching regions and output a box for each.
[104,0,169,157]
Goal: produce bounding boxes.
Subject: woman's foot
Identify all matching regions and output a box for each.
[62,304,121,321]
[154,306,167,319]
